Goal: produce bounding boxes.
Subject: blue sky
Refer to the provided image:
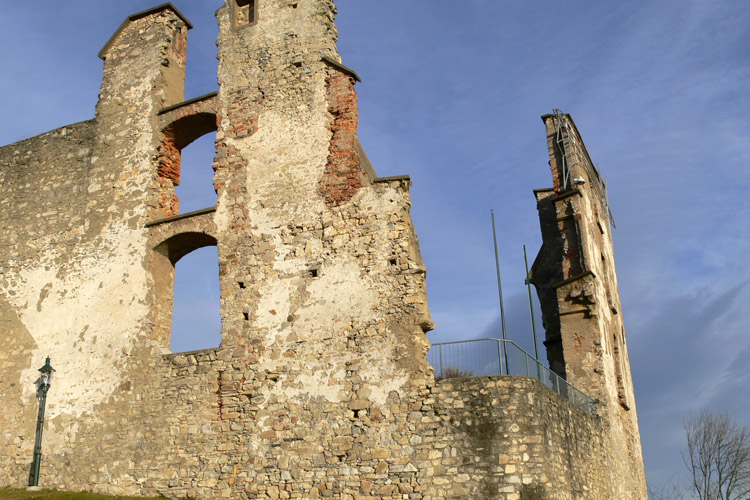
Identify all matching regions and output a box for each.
[1,0,749,492]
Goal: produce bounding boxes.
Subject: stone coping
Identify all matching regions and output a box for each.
[145,206,216,227]
[322,56,362,83]
[373,175,411,183]
[99,3,193,60]
[163,346,221,360]
[552,269,597,289]
[158,91,219,115]
[546,187,583,203]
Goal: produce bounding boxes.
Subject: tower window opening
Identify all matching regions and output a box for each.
[175,131,218,214]
[172,245,222,352]
[234,0,256,27]
[156,117,218,218]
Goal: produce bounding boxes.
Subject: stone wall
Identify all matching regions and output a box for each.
[0,118,92,482]
[0,120,95,264]
[421,376,612,500]
[0,2,646,499]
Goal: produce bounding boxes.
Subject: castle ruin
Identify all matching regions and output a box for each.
[0,2,647,498]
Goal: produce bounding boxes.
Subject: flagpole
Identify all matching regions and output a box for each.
[491,210,510,374]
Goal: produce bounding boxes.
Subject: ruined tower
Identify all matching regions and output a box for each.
[531,111,647,497]
[0,3,646,499]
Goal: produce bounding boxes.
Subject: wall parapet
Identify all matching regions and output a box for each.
[428,338,597,414]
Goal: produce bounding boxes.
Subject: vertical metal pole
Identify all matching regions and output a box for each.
[438,344,444,378]
[30,384,49,487]
[491,210,510,374]
[523,245,543,381]
[496,340,503,375]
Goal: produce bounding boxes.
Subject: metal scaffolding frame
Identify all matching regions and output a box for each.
[552,109,616,228]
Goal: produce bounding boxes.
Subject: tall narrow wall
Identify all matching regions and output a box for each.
[531,112,647,498]
[0,120,96,484]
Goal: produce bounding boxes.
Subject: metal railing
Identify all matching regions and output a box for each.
[428,338,596,414]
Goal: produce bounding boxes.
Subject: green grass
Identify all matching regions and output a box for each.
[0,489,175,500]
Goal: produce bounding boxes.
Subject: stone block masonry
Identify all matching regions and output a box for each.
[0,2,646,499]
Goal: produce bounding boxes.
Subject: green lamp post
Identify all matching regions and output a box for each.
[29,356,54,488]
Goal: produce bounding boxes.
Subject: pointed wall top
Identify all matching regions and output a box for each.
[98,3,193,60]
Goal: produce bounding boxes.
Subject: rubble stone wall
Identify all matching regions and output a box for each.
[0,119,96,483]
[421,376,613,500]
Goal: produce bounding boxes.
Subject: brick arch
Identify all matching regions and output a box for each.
[156,93,219,217]
[165,112,218,150]
[154,231,218,265]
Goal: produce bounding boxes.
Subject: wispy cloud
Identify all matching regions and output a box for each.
[630,281,749,482]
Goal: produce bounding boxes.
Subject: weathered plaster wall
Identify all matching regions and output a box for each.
[0,4,192,486]
[0,112,155,465]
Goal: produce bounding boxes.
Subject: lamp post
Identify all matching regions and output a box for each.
[29,356,54,488]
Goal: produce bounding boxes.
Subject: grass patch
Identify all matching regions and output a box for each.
[0,489,173,500]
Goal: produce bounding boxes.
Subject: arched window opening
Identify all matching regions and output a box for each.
[151,231,220,353]
[176,131,217,214]
[156,113,217,218]
[171,245,221,352]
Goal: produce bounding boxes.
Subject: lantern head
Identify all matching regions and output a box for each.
[38,357,54,387]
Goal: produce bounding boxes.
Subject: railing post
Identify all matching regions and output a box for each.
[438,344,444,378]
[503,341,510,376]
[525,352,530,377]
[497,340,510,375]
